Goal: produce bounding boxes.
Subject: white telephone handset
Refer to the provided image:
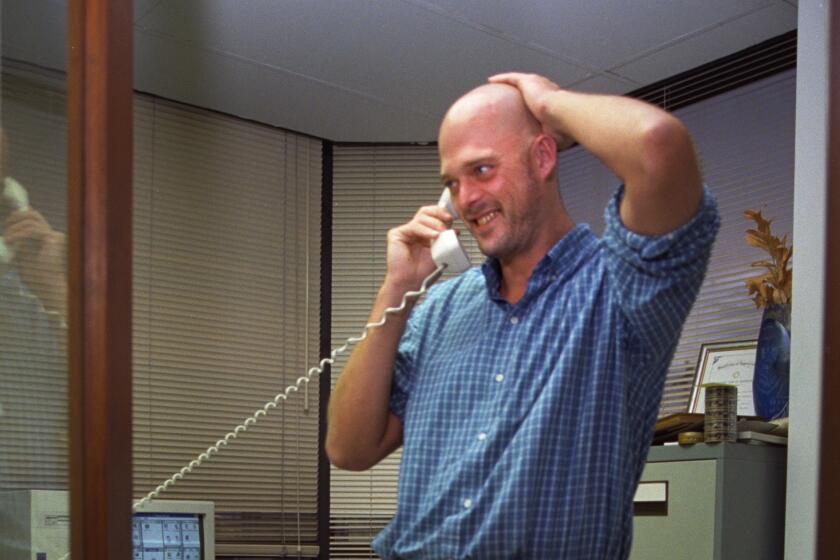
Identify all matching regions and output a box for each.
[0,177,30,264]
[430,188,471,273]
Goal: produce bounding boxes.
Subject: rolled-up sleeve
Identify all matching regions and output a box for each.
[602,184,720,358]
[389,317,419,423]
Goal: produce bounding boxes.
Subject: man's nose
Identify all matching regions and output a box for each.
[454,178,482,213]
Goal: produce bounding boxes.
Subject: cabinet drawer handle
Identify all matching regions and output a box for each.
[634,481,668,516]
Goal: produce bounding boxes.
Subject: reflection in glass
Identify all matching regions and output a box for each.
[0,3,70,558]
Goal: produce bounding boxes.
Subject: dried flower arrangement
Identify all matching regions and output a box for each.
[744,209,792,308]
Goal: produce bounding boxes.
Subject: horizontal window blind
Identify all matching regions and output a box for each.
[330,146,483,558]
[559,69,795,416]
[133,95,322,554]
[0,63,68,491]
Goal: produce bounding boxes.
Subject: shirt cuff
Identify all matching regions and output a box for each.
[602,184,720,276]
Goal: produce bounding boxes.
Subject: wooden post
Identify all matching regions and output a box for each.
[67,1,133,558]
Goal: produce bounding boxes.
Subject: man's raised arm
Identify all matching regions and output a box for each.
[489,72,703,236]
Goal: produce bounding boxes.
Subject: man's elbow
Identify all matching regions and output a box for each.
[637,115,699,183]
[325,412,401,471]
[325,439,377,472]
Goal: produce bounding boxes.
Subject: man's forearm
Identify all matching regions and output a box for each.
[536,89,683,185]
[325,281,411,470]
[488,72,702,233]
[541,89,702,234]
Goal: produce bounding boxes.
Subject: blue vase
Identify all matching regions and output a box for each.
[753,303,790,420]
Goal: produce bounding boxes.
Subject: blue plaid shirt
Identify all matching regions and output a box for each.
[372,186,719,559]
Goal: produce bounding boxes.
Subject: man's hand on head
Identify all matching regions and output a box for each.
[491,72,702,235]
[488,72,575,151]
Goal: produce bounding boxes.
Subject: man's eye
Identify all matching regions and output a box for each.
[476,164,491,174]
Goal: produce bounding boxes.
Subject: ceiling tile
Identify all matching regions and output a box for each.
[133,1,599,140]
[3,0,800,142]
[567,74,637,96]
[134,30,442,143]
[134,0,163,22]
[612,2,797,84]
[135,1,592,116]
[408,0,776,70]
[1,0,67,71]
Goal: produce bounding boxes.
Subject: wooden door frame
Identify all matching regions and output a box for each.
[67,1,133,559]
[819,0,840,557]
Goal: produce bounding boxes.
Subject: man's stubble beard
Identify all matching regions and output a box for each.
[475,168,542,261]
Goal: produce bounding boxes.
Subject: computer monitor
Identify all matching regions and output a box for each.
[133,499,215,560]
[0,492,215,560]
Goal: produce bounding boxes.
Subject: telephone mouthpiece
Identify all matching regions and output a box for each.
[431,229,471,273]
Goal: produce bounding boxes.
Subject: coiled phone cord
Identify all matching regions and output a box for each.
[57,265,445,560]
[131,263,446,512]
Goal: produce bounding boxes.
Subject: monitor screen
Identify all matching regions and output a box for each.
[132,500,214,560]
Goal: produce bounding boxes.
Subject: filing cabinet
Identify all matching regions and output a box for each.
[630,443,786,560]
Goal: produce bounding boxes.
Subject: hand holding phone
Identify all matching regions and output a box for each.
[384,188,471,291]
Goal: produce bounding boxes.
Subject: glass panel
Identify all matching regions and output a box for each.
[0,1,71,558]
[132,8,323,556]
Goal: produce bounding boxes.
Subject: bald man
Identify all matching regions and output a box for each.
[326,73,719,559]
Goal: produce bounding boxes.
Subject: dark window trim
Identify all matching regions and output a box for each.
[628,30,797,111]
[318,141,334,560]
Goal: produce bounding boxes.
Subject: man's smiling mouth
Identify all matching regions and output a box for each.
[475,211,499,226]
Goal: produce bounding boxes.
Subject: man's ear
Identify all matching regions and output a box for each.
[532,133,558,182]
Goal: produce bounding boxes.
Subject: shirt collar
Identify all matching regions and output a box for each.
[481,224,597,303]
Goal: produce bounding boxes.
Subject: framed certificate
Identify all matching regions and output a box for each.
[689,340,758,416]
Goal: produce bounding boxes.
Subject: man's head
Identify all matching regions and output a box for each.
[438,83,563,263]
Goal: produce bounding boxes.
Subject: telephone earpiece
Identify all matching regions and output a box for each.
[430,188,471,273]
[0,177,30,264]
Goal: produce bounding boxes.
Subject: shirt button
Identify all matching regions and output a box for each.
[463,499,472,509]
[510,316,519,325]
[495,373,504,383]
[477,432,487,441]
